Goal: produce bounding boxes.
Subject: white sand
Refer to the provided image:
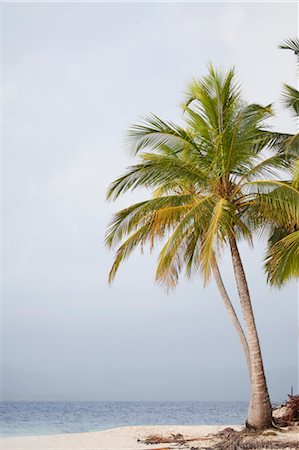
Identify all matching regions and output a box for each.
[2,424,298,450]
[1,425,238,449]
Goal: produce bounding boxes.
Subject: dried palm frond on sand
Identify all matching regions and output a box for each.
[139,425,299,450]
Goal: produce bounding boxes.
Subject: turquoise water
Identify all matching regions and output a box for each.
[0,401,248,437]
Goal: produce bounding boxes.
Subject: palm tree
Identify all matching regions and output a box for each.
[257,40,299,286]
[105,66,293,428]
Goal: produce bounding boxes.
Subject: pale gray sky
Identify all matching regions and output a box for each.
[2,1,298,402]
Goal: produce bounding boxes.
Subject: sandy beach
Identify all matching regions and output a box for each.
[2,424,299,450]
[1,425,239,449]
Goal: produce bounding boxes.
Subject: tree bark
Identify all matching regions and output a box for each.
[229,235,272,429]
[212,261,251,376]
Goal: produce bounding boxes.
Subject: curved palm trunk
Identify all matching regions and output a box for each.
[229,236,272,429]
[212,261,251,376]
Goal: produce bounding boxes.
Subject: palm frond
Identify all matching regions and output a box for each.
[200,198,230,282]
[105,194,197,249]
[106,153,208,200]
[127,114,198,155]
[108,222,153,283]
[236,154,292,188]
[283,133,299,155]
[251,186,299,230]
[279,37,299,53]
[265,230,299,286]
[292,159,299,189]
[282,84,299,116]
[247,179,299,195]
[155,195,217,288]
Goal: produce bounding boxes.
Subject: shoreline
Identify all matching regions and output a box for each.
[2,424,299,450]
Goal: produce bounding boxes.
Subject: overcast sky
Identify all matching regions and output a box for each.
[2,2,298,402]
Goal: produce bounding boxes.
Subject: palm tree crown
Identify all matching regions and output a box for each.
[106,66,291,287]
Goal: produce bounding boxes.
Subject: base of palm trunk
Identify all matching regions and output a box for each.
[246,400,273,430]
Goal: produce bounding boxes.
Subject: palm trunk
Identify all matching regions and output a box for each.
[229,235,272,429]
[212,261,251,376]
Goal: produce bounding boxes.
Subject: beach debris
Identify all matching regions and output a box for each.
[273,395,299,426]
[138,424,299,450]
[199,426,299,450]
[137,432,209,446]
[137,432,187,444]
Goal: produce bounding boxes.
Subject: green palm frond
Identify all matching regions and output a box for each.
[282,133,299,155]
[236,154,292,188]
[247,179,299,195]
[186,66,240,130]
[252,185,299,229]
[127,114,197,155]
[282,84,299,116]
[292,159,299,189]
[265,230,299,286]
[249,175,299,285]
[279,37,299,53]
[106,153,208,200]
[265,131,296,155]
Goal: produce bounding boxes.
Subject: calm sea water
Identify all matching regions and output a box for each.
[0,401,248,437]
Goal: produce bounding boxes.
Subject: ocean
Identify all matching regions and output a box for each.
[0,401,248,437]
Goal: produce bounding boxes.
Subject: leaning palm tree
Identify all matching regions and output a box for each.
[106,66,293,428]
